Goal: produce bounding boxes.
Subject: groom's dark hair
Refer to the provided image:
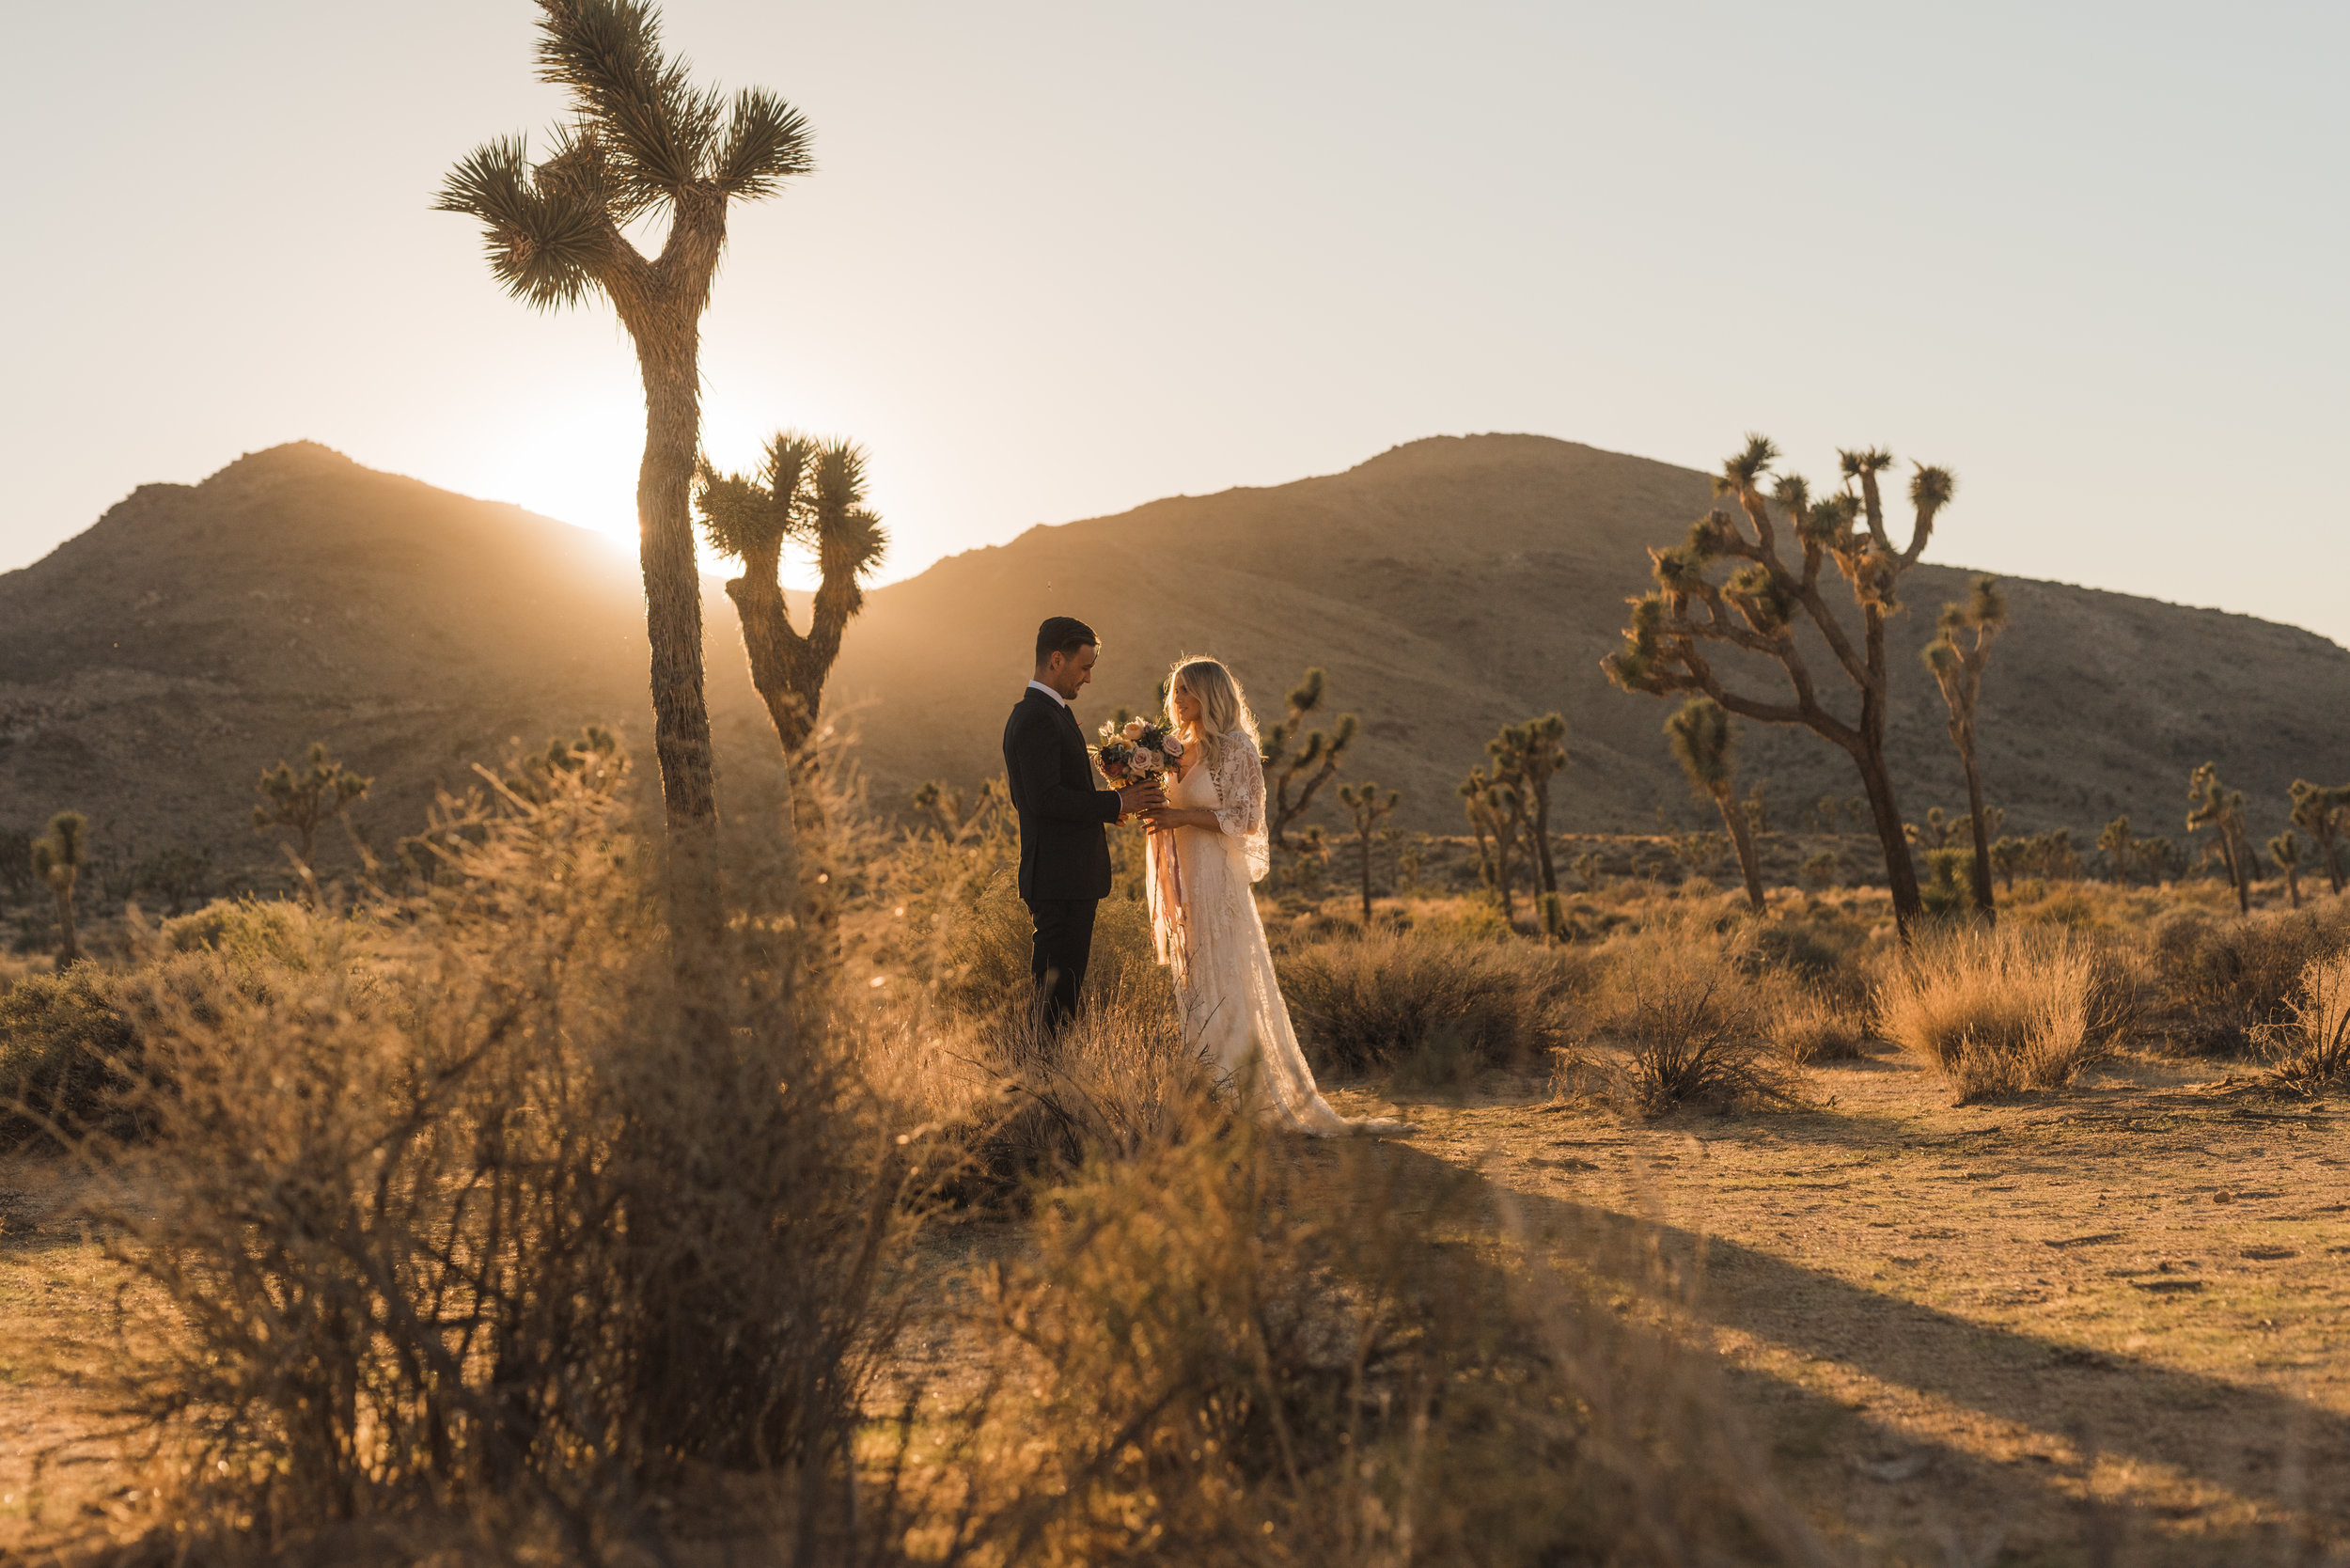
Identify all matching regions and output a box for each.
[1035,616,1098,664]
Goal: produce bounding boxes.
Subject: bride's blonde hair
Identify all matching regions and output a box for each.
[1167,656,1259,774]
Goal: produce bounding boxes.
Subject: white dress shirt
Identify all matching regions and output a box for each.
[1026,679,1071,708]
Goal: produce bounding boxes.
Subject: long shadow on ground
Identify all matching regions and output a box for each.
[1332,1136,2349,1566]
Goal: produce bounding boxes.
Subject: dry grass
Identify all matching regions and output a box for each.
[1876,923,2138,1100]
[8,756,916,1562]
[2153,899,2350,1056]
[1277,928,1590,1083]
[940,1104,1828,1567]
[1765,987,1870,1064]
[1570,916,1799,1112]
[2264,949,2350,1094]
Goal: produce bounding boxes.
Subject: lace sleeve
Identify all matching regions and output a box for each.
[1209,733,1272,883]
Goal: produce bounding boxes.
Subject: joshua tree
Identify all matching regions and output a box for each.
[1990,835,2027,891]
[1488,713,1569,933]
[2137,834,2178,885]
[1799,850,1840,890]
[254,742,372,876]
[436,0,816,905]
[1742,780,1769,836]
[1572,850,1603,891]
[2098,815,2135,885]
[1813,794,1840,834]
[1457,766,1522,925]
[30,812,87,967]
[1606,435,1956,936]
[1923,573,2006,920]
[2270,830,2304,909]
[1336,781,1402,926]
[696,433,888,755]
[2289,779,2350,895]
[1663,696,1764,911]
[2186,761,2253,916]
[1261,667,1357,852]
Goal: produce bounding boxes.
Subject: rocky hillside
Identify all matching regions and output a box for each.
[5,437,2345,891]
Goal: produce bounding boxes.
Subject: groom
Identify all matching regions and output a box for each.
[1003,616,1164,1029]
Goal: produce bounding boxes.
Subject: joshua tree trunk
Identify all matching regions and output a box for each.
[1494,831,1518,926]
[1356,833,1374,926]
[1957,745,1997,925]
[1712,784,1765,912]
[51,885,78,968]
[724,560,805,749]
[635,331,718,838]
[1854,745,1923,922]
[1529,779,1559,898]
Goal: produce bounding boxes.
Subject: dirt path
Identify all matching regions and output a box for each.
[1324,1053,2350,1565]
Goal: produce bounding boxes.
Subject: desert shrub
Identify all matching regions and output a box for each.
[1876,925,2136,1099]
[0,963,137,1148]
[157,894,320,966]
[2263,949,2350,1094]
[944,970,1212,1199]
[1278,928,1590,1081]
[922,868,1161,1029]
[2153,901,2350,1055]
[1766,988,1869,1063]
[68,760,911,1559]
[1575,918,1794,1111]
[957,1112,1828,1566]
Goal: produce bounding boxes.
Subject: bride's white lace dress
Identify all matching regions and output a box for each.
[1146,731,1407,1137]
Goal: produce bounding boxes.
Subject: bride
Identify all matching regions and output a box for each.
[1141,657,1411,1137]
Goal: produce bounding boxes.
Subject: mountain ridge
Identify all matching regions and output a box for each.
[5,436,2345,887]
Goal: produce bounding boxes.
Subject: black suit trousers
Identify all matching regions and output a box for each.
[1025,896,1097,1028]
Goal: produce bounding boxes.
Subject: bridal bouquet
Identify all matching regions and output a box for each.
[1094,716,1183,784]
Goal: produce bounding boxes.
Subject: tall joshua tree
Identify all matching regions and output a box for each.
[1489,713,1569,933]
[1261,667,1358,852]
[2186,761,2252,916]
[1336,781,1402,926]
[254,742,372,877]
[30,812,86,967]
[1607,435,1955,935]
[695,433,888,754]
[437,0,815,901]
[2289,779,2350,896]
[1924,574,2006,921]
[1664,697,1764,911]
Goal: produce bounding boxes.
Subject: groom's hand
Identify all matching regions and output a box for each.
[1117,782,1165,819]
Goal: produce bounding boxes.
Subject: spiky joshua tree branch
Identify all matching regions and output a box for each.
[1260,667,1357,855]
[1606,434,1955,935]
[1664,697,1764,912]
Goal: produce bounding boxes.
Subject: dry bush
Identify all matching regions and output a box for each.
[1876,924,2138,1100]
[1575,918,1795,1112]
[0,963,138,1149]
[2153,900,2350,1056]
[1277,928,1590,1083]
[45,758,914,1562]
[2264,949,2350,1095]
[947,1112,1829,1567]
[1765,987,1870,1064]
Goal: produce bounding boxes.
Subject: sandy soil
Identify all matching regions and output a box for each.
[1320,1052,2350,1565]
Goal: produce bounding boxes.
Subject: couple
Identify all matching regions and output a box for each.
[1002,616,1408,1137]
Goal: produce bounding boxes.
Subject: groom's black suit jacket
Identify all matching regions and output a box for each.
[1003,686,1121,902]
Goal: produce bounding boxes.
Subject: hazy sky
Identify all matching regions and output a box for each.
[7,3,2345,639]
